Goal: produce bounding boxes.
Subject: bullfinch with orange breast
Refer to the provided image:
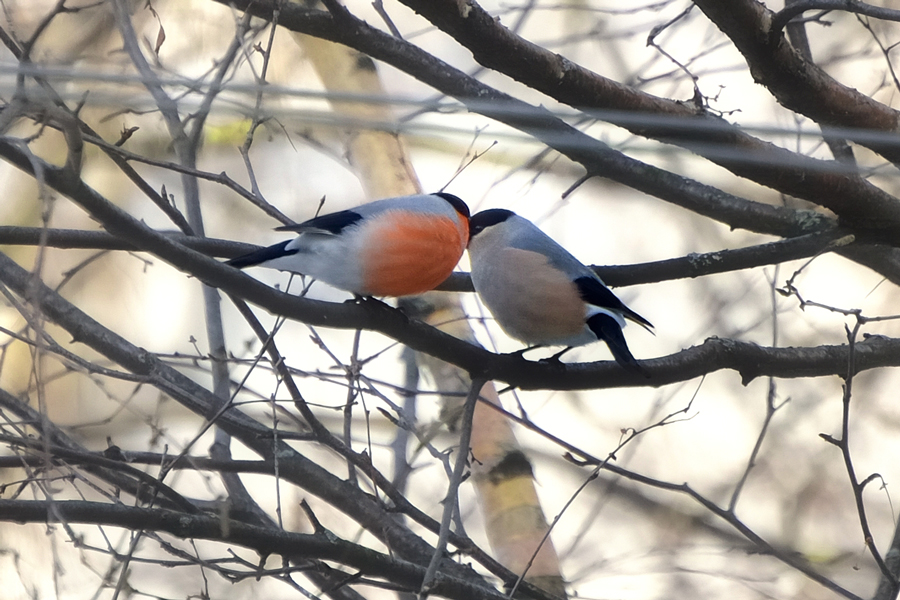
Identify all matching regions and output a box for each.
[467,209,652,374]
[227,192,470,297]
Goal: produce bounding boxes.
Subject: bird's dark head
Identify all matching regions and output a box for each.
[468,209,515,241]
[433,192,470,219]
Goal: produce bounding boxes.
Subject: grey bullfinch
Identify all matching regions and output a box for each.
[467,208,652,373]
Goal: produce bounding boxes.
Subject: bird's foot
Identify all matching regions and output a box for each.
[540,346,573,364]
[506,345,544,360]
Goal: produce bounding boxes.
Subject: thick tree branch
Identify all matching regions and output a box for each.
[392,0,900,234]
[693,0,900,164]
[210,0,852,241]
[203,0,900,293]
[771,0,900,44]
[2,237,900,395]
[783,0,856,165]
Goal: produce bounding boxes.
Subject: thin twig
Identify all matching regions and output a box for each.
[419,379,485,598]
[831,319,896,586]
[508,391,698,598]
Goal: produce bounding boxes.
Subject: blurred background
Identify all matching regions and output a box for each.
[1,1,899,599]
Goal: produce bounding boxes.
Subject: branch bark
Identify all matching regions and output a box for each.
[0,499,516,600]
[695,0,900,164]
[395,0,900,232]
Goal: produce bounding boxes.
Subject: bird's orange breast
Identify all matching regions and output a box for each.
[361,212,468,296]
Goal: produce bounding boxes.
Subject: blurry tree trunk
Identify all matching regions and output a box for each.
[291,14,566,597]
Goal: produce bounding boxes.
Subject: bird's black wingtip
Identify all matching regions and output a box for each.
[226,240,296,269]
[586,312,650,377]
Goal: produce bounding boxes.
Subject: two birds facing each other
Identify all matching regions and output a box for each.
[227,192,653,373]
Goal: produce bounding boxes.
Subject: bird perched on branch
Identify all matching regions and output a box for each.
[227,192,470,297]
[467,208,652,374]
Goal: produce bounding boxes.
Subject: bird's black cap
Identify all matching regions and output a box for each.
[433,192,470,218]
[468,208,515,240]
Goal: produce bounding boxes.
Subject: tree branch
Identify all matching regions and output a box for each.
[395,0,900,233]
[0,248,562,600]
[771,0,900,39]
[694,0,900,165]
[0,225,857,289]
[205,0,900,292]
[0,499,517,600]
[209,0,857,240]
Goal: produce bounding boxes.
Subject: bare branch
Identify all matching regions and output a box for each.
[771,0,900,39]
[0,499,514,600]
[694,0,900,165]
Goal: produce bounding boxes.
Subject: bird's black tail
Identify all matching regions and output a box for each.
[226,240,295,269]
[586,313,650,377]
